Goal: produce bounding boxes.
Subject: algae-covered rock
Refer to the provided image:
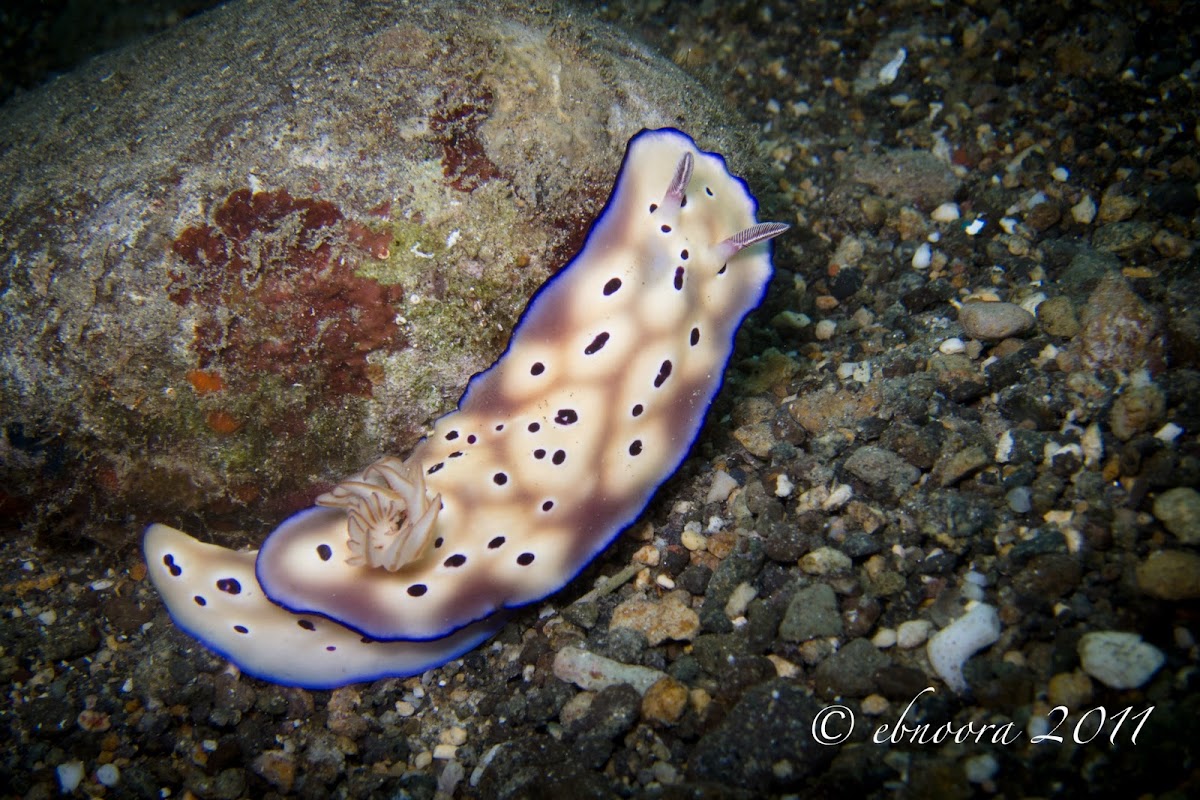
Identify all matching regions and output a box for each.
[0,0,753,543]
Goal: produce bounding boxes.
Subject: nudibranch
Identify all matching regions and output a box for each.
[144,128,787,688]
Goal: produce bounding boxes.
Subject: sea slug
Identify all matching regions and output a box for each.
[144,128,787,688]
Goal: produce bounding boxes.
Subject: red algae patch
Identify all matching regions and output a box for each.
[169,188,405,398]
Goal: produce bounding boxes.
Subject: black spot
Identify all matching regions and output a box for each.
[654,359,673,388]
[552,449,566,465]
[298,619,316,631]
[428,462,444,475]
[705,187,714,196]
[528,421,540,432]
[360,636,374,644]
[530,362,545,376]
[632,403,644,417]
[534,448,547,459]
[434,537,444,548]
[326,645,336,652]
[681,249,689,260]
[194,595,206,606]
[449,450,464,458]
[163,554,182,577]
[718,263,727,275]
[681,195,688,208]
[554,408,578,426]
[234,625,249,634]
[649,203,658,213]
[660,224,672,233]
[488,536,506,549]
[445,430,459,440]
[603,277,622,295]
[629,440,643,456]
[584,332,610,355]
[217,578,241,595]
[317,544,333,561]
[542,500,554,511]
[674,266,684,290]
[407,584,428,597]
[467,434,477,444]
[690,327,700,346]
[444,554,467,568]
[517,552,536,566]
[495,423,505,431]
[494,472,508,485]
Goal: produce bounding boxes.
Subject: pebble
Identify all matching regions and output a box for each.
[733,422,777,458]
[56,761,84,793]
[896,619,933,649]
[860,694,889,715]
[938,336,965,354]
[706,470,740,504]
[1047,671,1093,708]
[724,582,758,620]
[958,301,1036,341]
[610,591,700,645]
[96,762,120,788]
[871,627,898,648]
[963,753,999,785]
[1152,487,1200,544]
[1077,631,1165,689]
[814,319,837,341]
[641,676,689,725]
[926,603,1001,693]
[1071,194,1097,224]
[813,638,890,698]
[1036,295,1080,338]
[800,546,852,575]
[931,202,961,222]
[1110,385,1165,441]
[912,242,932,269]
[779,583,843,642]
[844,445,920,499]
[680,525,707,552]
[1070,272,1165,374]
[252,751,296,794]
[553,646,666,694]
[1136,549,1200,600]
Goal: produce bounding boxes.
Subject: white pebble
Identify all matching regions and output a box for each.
[912,242,932,270]
[878,48,906,84]
[706,470,739,504]
[1051,166,1070,182]
[998,217,1018,234]
[1071,194,1097,224]
[814,319,837,341]
[938,337,965,355]
[96,763,120,788]
[836,361,858,380]
[38,609,57,625]
[56,761,84,793]
[927,603,1001,693]
[1155,422,1184,442]
[774,473,794,497]
[1078,631,1165,689]
[724,582,759,619]
[964,218,986,236]
[552,646,666,694]
[963,753,999,784]
[872,628,898,649]
[930,202,960,222]
[896,619,933,649]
